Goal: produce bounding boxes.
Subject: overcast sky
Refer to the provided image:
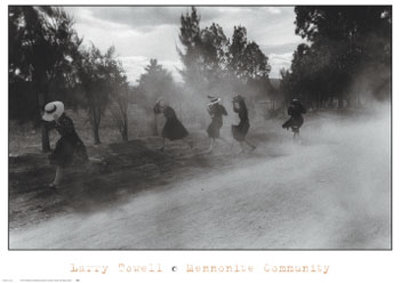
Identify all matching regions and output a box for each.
[65,6,304,84]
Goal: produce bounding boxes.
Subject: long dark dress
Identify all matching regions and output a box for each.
[207,104,228,138]
[232,104,250,142]
[282,101,306,133]
[48,114,88,167]
[155,106,189,141]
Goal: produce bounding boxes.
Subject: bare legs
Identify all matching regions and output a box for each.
[218,136,230,145]
[207,136,232,153]
[159,138,166,152]
[292,127,300,140]
[50,166,64,188]
[244,139,256,151]
[207,138,216,152]
[236,138,256,153]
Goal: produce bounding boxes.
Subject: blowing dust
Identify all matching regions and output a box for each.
[9,102,391,249]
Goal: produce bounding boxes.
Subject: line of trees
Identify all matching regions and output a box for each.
[131,7,276,131]
[177,7,275,124]
[280,6,392,109]
[10,6,392,153]
[135,58,181,135]
[178,8,271,87]
[9,6,130,151]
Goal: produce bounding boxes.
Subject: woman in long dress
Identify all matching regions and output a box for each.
[153,98,192,151]
[282,98,306,138]
[42,101,88,188]
[231,95,256,152]
[206,96,228,152]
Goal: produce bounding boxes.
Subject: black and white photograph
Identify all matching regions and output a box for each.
[8,5,391,250]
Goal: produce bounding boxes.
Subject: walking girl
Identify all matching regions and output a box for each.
[153,98,192,151]
[206,96,228,152]
[42,101,88,189]
[282,98,306,138]
[231,95,256,152]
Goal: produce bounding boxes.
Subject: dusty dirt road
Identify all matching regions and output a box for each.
[9,107,391,249]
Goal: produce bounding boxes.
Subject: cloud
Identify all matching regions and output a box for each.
[88,7,183,32]
[198,7,299,47]
[261,42,302,55]
[117,56,148,84]
[65,6,301,83]
[68,7,221,33]
[266,7,282,14]
[268,52,293,78]
[158,59,184,82]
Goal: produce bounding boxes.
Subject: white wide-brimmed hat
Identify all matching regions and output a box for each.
[207,96,221,105]
[42,101,64,122]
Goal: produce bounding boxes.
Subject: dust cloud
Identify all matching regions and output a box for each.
[10,101,391,249]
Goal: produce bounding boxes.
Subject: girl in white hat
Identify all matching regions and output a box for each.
[42,101,88,188]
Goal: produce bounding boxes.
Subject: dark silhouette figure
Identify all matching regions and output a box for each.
[42,101,88,188]
[282,98,307,138]
[153,99,191,151]
[206,96,228,152]
[231,95,256,152]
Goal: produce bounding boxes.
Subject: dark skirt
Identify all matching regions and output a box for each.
[162,118,189,141]
[282,115,304,132]
[232,122,250,142]
[49,135,88,167]
[207,119,223,139]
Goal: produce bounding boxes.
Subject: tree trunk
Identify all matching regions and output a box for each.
[152,113,158,136]
[37,88,50,152]
[122,124,128,142]
[93,124,101,145]
[91,106,101,144]
[41,123,51,152]
[121,115,128,142]
[123,112,129,142]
